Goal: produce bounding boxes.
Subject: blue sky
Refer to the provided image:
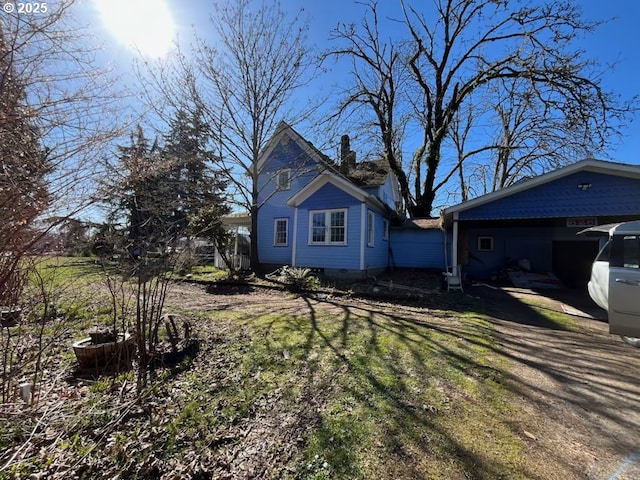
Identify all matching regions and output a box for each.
[84,0,639,167]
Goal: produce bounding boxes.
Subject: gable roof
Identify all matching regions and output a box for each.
[443,158,640,217]
[258,121,392,210]
[286,171,387,212]
[256,121,333,173]
[258,121,392,190]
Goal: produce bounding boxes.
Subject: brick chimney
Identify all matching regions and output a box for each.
[340,134,356,174]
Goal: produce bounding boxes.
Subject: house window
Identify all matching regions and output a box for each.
[274,218,288,246]
[276,168,290,190]
[309,209,347,245]
[383,219,389,241]
[477,236,494,252]
[367,210,375,247]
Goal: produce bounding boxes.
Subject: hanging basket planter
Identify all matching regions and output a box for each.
[72,328,136,372]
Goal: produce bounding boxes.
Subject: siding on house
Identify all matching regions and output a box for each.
[391,227,445,269]
[363,209,390,272]
[459,171,640,220]
[256,122,449,278]
[363,172,399,212]
[257,139,319,207]
[257,206,293,266]
[443,160,640,284]
[293,183,362,270]
[257,129,331,267]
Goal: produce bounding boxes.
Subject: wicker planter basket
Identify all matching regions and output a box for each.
[72,332,136,371]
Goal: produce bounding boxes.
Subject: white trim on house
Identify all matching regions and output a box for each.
[292,207,298,266]
[452,212,459,268]
[443,158,640,216]
[367,210,375,247]
[276,168,291,190]
[360,203,366,270]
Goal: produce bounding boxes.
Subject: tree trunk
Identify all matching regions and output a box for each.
[249,203,261,275]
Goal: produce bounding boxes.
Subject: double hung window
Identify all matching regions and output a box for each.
[367,211,375,247]
[274,218,288,246]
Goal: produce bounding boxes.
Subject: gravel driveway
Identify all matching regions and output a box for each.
[473,285,640,480]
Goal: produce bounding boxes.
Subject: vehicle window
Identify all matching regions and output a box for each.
[622,235,640,269]
[595,239,611,262]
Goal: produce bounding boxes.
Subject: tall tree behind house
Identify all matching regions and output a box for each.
[329,0,636,216]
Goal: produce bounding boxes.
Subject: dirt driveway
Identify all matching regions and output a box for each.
[166,280,640,479]
[470,284,640,480]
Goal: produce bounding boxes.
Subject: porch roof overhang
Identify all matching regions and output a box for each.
[222,212,251,229]
[439,158,640,271]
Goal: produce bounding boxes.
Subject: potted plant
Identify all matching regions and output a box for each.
[72,325,136,372]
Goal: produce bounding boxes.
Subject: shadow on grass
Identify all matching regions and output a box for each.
[199,282,640,479]
[269,292,538,479]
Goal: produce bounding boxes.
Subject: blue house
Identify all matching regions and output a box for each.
[442,158,640,287]
[256,122,403,278]
[255,141,640,287]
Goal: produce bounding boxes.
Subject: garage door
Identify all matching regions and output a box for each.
[552,240,599,288]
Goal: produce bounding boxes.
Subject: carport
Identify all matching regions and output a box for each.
[441,159,640,286]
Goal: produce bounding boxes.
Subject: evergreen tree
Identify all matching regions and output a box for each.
[106,126,170,256]
[0,36,50,305]
[160,109,229,243]
[104,115,229,259]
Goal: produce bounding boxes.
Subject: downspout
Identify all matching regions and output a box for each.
[292,207,298,267]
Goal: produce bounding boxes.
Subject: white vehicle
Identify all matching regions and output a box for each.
[579,221,640,337]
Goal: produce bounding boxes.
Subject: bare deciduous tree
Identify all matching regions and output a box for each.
[0,0,127,304]
[403,0,634,215]
[329,0,636,216]
[144,0,316,272]
[326,1,410,213]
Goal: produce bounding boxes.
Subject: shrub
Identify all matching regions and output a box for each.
[269,266,319,292]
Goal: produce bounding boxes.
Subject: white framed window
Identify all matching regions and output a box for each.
[477,236,494,252]
[367,210,375,247]
[276,168,290,190]
[383,219,389,241]
[309,209,347,245]
[274,218,288,246]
